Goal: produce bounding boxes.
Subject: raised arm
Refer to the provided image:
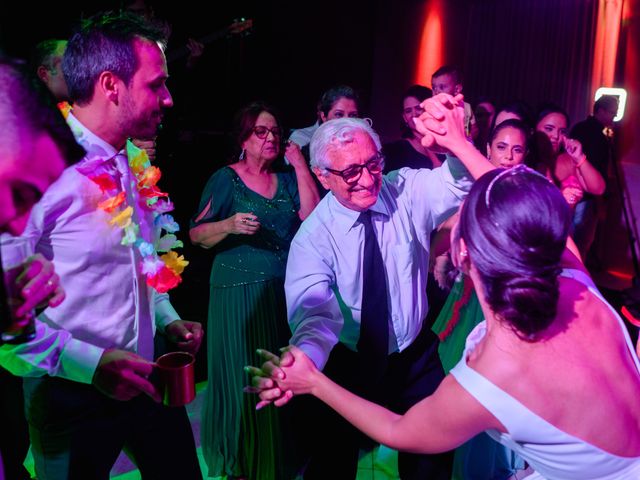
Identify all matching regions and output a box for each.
[285,140,320,220]
[415,94,495,180]
[560,137,605,195]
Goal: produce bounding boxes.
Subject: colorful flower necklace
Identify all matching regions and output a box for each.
[59,102,188,293]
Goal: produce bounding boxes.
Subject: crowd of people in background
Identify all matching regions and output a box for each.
[0,5,637,480]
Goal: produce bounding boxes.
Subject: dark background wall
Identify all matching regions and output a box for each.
[1,0,607,143]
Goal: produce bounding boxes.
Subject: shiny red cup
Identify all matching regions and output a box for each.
[155,352,195,407]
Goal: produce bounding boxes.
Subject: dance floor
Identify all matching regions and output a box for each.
[102,382,400,479]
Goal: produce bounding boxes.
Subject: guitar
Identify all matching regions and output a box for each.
[166,18,253,64]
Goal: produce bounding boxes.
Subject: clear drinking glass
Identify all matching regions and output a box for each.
[0,237,36,344]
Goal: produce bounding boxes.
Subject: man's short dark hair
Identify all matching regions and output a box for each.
[63,11,167,105]
[0,56,84,166]
[432,65,463,85]
[594,95,618,115]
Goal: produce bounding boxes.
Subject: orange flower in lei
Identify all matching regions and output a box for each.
[61,103,188,293]
[123,141,188,293]
[58,101,72,119]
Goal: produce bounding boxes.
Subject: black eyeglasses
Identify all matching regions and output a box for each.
[253,126,282,139]
[325,153,385,185]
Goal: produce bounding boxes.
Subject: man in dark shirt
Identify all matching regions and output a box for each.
[569,95,618,259]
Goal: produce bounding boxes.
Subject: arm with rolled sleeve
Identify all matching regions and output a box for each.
[286,233,344,371]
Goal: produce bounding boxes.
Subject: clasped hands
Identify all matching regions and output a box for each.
[413,93,468,153]
[244,345,320,409]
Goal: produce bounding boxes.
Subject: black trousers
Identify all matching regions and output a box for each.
[23,376,202,480]
[0,368,30,480]
[294,326,453,480]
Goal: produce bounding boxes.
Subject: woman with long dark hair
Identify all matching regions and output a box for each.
[530,104,605,211]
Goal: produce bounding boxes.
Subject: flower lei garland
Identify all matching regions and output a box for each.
[59,102,188,293]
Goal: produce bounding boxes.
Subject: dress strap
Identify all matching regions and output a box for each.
[560,268,640,374]
[450,348,560,440]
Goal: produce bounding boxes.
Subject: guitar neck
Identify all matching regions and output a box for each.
[166,20,252,64]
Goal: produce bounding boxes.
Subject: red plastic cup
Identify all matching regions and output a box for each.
[155,352,195,407]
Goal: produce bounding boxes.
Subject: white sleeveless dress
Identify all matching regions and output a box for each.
[450,269,640,479]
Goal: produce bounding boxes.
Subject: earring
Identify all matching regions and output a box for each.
[460,250,468,258]
[239,149,245,161]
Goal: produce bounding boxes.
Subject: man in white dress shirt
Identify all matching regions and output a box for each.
[252,114,493,479]
[0,12,203,480]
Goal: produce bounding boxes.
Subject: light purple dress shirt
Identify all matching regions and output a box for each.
[286,159,472,370]
[0,113,180,384]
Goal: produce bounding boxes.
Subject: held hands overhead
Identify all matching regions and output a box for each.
[413,93,468,153]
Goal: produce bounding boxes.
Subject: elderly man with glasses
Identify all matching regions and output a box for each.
[250,110,495,479]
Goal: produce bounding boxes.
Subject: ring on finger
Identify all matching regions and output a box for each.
[242,218,247,224]
[46,279,55,288]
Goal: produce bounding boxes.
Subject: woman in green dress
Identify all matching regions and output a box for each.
[190,102,319,479]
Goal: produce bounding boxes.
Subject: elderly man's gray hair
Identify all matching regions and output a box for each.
[309,118,382,173]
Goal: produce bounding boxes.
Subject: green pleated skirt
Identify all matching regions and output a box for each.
[201,278,296,480]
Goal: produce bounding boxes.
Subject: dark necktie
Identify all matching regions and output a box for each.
[357,210,389,364]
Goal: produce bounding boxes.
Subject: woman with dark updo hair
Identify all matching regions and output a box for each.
[432,118,531,480]
[253,95,640,479]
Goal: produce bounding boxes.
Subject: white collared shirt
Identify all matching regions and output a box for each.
[0,113,179,383]
[288,121,320,148]
[286,158,472,370]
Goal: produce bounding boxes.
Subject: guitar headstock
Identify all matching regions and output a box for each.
[228,18,253,37]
